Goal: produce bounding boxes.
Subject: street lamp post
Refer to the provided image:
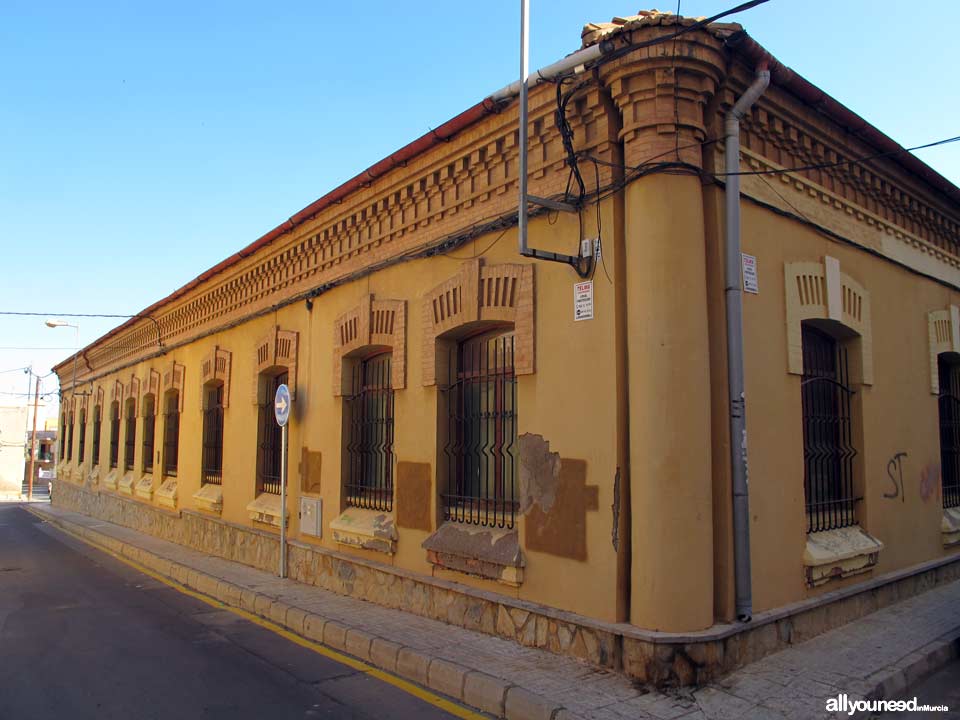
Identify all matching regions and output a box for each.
[46,319,81,498]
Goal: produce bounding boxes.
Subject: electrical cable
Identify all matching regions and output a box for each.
[711,134,960,177]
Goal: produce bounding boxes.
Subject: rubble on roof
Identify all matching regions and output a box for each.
[581,9,742,48]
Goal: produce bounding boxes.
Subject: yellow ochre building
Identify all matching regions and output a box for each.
[52,12,960,686]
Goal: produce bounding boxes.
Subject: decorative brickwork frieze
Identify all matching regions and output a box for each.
[200,346,232,408]
[161,360,186,412]
[716,66,960,274]
[928,305,960,394]
[252,326,299,401]
[333,295,406,395]
[784,256,873,384]
[421,260,535,386]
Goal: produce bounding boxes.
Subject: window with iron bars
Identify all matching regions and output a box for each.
[344,353,394,511]
[441,331,517,529]
[78,409,86,464]
[142,396,155,474]
[201,384,224,485]
[163,391,180,478]
[937,355,960,509]
[59,413,66,461]
[123,399,136,471]
[92,405,101,466]
[66,412,74,462]
[801,323,859,532]
[109,402,120,469]
[256,372,287,494]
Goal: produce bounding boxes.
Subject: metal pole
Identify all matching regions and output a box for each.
[279,423,287,579]
[28,375,40,501]
[725,68,769,623]
[517,0,529,254]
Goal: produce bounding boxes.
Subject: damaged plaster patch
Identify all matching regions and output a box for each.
[611,467,621,551]
[518,433,561,514]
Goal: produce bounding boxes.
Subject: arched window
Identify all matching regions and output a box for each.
[937,354,960,509]
[78,409,87,464]
[801,322,858,532]
[142,395,156,474]
[92,405,102,466]
[123,398,136,472]
[201,383,224,485]
[109,401,120,469]
[256,372,287,494]
[163,390,180,478]
[344,352,394,511]
[441,329,517,528]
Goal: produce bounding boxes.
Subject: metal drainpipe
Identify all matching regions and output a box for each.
[726,67,769,623]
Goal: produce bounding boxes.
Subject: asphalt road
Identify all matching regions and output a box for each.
[0,504,462,720]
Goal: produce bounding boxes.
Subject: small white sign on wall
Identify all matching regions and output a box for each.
[741,253,759,294]
[574,281,594,321]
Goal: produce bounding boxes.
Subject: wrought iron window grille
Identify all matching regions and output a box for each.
[109,403,120,469]
[201,385,224,485]
[66,413,74,462]
[801,324,860,533]
[142,399,155,474]
[441,331,518,529]
[123,401,136,472]
[163,393,180,478]
[256,372,287,495]
[78,410,86,464]
[938,357,960,509]
[92,406,101,466]
[344,353,394,512]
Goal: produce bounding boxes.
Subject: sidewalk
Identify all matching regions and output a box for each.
[27,503,960,720]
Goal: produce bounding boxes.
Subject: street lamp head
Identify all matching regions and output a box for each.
[45,318,69,328]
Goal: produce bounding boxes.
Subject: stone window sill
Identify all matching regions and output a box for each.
[118,472,136,495]
[87,465,100,487]
[803,525,883,587]
[101,468,120,491]
[330,507,397,555]
[193,483,223,514]
[422,522,524,587]
[246,492,287,528]
[941,507,960,547]
[135,475,154,500]
[156,478,178,509]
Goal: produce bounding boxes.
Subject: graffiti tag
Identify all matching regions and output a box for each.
[883,452,908,502]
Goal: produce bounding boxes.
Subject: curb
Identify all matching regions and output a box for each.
[861,629,960,702]
[26,506,572,720]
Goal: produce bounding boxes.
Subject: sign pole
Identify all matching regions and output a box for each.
[280,422,287,579]
[274,382,291,580]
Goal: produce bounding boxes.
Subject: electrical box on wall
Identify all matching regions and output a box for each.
[300,497,322,537]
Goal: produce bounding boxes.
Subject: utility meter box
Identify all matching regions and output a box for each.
[300,496,322,537]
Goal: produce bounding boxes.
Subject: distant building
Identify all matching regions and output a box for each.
[0,406,28,500]
[51,11,960,685]
[24,429,58,487]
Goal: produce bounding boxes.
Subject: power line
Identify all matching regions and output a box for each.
[712,134,960,177]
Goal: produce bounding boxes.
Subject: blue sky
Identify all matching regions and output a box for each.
[1,0,958,414]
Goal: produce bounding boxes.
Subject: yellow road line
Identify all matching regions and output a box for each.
[26,508,487,720]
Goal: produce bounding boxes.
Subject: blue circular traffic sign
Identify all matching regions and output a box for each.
[274,383,291,427]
